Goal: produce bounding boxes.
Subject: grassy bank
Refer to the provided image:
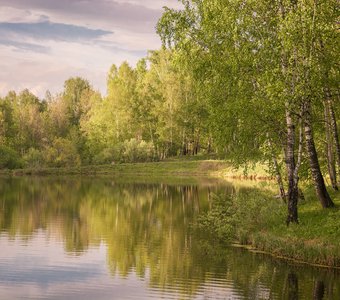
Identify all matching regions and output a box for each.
[195,185,340,268]
[249,188,340,268]
[0,159,248,177]
[0,159,273,180]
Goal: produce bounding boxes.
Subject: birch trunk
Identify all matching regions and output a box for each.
[328,98,340,180]
[304,100,334,208]
[285,106,299,224]
[324,99,338,190]
[268,137,286,202]
[274,155,286,203]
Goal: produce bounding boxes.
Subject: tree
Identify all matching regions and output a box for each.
[106,62,138,141]
[157,0,338,223]
[14,89,45,154]
[63,77,91,126]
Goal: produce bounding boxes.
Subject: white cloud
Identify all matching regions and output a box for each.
[0,35,145,97]
[0,6,44,23]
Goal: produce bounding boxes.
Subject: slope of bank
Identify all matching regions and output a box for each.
[196,186,340,268]
[248,189,340,268]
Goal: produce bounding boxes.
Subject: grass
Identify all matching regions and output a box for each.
[196,183,340,268]
[0,160,230,177]
[215,161,273,180]
[249,187,340,267]
[0,159,273,180]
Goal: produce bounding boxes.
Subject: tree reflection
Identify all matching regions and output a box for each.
[313,280,325,300]
[286,272,299,300]
[0,177,339,299]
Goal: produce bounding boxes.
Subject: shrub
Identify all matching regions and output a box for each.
[44,138,81,167]
[0,145,23,169]
[23,148,44,168]
[194,188,284,244]
[122,138,156,162]
[92,145,123,165]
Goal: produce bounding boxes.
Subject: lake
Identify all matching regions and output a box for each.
[0,176,339,299]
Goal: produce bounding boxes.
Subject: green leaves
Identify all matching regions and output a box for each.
[0,145,23,169]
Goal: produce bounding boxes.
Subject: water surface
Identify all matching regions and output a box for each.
[0,177,339,299]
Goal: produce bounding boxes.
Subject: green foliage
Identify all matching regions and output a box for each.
[194,184,340,266]
[63,77,91,126]
[0,145,23,169]
[195,194,236,243]
[92,145,123,165]
[195,189,284,244]
[122,138,156,163]
[0,0,338,212]
[23,148,44,168]
[44,138,81,167]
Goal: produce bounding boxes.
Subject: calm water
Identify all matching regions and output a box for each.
[0,176,339,300]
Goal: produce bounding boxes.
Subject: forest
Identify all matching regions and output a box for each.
[0,0,339,224]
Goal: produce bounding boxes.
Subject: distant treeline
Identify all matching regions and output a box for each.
[0,50,212,169]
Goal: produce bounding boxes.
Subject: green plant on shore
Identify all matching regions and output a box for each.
[194,187,340,267]
[194,189,284,242]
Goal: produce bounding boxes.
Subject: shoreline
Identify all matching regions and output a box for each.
[0,159,274,180]
[231,243,340,270]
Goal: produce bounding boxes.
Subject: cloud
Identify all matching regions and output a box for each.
[0,38,50,53]
[0,21,113,43]
[0,40,142,97]
[0,0,164,33]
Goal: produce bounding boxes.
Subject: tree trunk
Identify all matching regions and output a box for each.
[304,100,334,208]
[280,2,299,224]
[324,99,338,190]
[207,136,212,154]
[273,155,287,203]
[182,129,187,156]
[285,106,299,224]
[192,131,200,155]
[328,97,340,180]
[268,137,286,202]
[279,1,301,224]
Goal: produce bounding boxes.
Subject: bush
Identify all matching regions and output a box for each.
[0,145,23,169]
[123,138,156,162]
[92,145,123,165]
[23,148,44,168]
[195,193,236,243]
[44,138,81,167]
[194,188,284,244]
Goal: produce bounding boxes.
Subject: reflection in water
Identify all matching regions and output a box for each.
[0,177,339,299]
[313,281,325,300]
[287,272,299,300]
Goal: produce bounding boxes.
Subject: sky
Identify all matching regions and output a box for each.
[0,0,182,98]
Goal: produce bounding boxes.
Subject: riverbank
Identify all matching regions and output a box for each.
[196,185,340,268]
[0,159,272,179]
[250,187,340,268]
